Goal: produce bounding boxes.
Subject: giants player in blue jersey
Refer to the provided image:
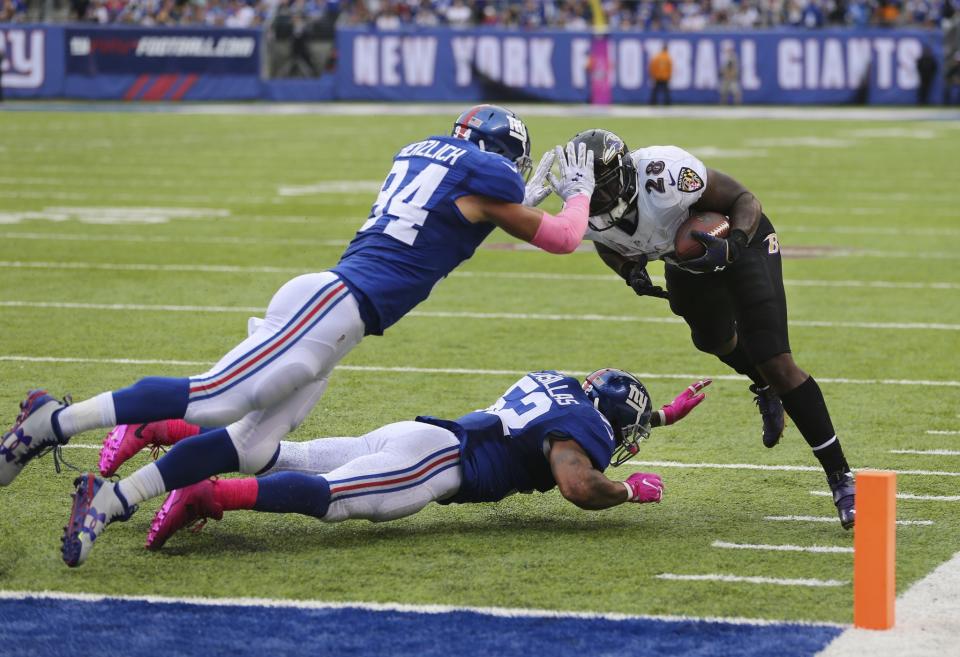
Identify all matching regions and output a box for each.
[130,370,710,549]
[0,105,597,567]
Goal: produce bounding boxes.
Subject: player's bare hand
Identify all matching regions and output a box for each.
[659,379,711,426]
[522,150,556,207]
[548,141,595,201]
[624,472,663,503]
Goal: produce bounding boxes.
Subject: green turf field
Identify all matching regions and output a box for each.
[0,109,957,623]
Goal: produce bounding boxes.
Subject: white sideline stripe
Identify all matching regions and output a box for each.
[4,231,957,258]
[9,100,955,121]
[628,460,960,478]
[62,445,100,450]
[787,224,960,237]
[1,356,958,389]
[764,515,934,526]
[655,574,848,587]
[890,449,960,456]
[2,260,958,292]
[927,430,960,435]
[816,550,960,656]
[0,231,348,248]
[712,541,853,554]
[810,491,960,502]
[4,300,959,332]
[0,590,844,628]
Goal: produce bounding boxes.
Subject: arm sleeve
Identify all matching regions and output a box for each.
[464,152,525,204]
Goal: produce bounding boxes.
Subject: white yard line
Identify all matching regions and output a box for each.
[3,229,960,258]
[926,430,960,436]
[784,224,960,237]
[0,589,843,628]
[0,232,348,248]
[889,450,960,456]
[764,516,933,526]
[810,491,960,502]
[712,541,853,554]
[3,300,958,332]
[0,356,958,389]
[816,550,960,656]
[1,260,957,291]
[628,460,960,478]
[655,574,848,587]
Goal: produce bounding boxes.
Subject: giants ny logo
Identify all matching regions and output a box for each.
[0,28,45,89]
[625,384,647,413]
[506,116,527,143]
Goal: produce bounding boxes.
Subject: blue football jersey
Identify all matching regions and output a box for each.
[332,135,525,335]
[418,371,617,504]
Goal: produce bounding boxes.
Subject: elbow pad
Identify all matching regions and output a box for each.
[530,194,590,254]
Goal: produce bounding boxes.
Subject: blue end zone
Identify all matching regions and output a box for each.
[0,597,842,657]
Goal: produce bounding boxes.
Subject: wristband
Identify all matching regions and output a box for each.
[622,481,634,501]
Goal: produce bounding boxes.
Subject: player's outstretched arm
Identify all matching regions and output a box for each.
[548,438,661,509]
[455,141,594,254]
[650,379,711,428]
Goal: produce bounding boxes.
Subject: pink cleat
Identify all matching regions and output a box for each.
[146,479,223,551]
[98,420,198,477]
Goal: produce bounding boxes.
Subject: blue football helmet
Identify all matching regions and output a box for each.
[452,104,533,180]
[582,368,653,467]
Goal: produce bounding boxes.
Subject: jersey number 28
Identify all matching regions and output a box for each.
[360,160,449,246]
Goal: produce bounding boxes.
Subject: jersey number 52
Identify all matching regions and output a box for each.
[360,160,450,246]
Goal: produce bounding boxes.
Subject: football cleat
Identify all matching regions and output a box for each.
[99,422,178,478]
[749,384,785,448]
[0,390,69,486]
[146,479,223,551]
[828,471,856,530]
[62,473,137,567]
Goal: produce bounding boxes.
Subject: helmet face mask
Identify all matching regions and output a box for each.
[452,104,533,180]
[582,368,653,467]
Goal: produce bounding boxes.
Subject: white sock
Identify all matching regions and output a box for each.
[118,462,166,506]
[267,437,366,475]
[55,392,116,438]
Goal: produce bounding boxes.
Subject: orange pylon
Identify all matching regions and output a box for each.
[853,470,896,629]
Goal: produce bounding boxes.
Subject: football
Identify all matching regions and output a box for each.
[673,211,731,261]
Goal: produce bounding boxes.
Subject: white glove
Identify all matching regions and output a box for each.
[548,141,595,201]
[522,150,556,207]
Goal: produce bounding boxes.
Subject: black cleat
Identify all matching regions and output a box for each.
[828,471,856,530]
[750,384,784,448]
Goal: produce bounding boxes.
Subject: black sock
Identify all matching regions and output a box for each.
[780,376,849,477]
[717,342,765,387]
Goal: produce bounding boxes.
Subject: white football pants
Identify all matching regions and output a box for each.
[184,272,365,473]
[269,421,463,523]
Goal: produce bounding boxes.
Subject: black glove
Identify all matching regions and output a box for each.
[679,229,749,274]
[620,257,669,299]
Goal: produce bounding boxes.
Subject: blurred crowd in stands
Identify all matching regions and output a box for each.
[1,0,957,29]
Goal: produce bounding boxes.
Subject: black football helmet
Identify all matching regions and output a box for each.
[582,368,653,467]
[569,129,639,233]
[452,104,533,180]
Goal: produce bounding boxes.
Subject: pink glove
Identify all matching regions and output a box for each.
[624,472,663,503]
[657,379,711,426]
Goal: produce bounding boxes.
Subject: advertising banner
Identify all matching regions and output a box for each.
[336,27,944,105]
[0,24,64,98]
[62,25,262,100]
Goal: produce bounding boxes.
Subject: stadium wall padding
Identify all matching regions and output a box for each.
[0,24,944,104]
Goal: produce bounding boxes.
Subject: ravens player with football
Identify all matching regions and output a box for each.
[127,371,709,550]
[537,129,855,529]
[0,105,598,567]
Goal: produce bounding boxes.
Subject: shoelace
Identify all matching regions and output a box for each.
[19,395,79,474]
[132,424,168,461]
